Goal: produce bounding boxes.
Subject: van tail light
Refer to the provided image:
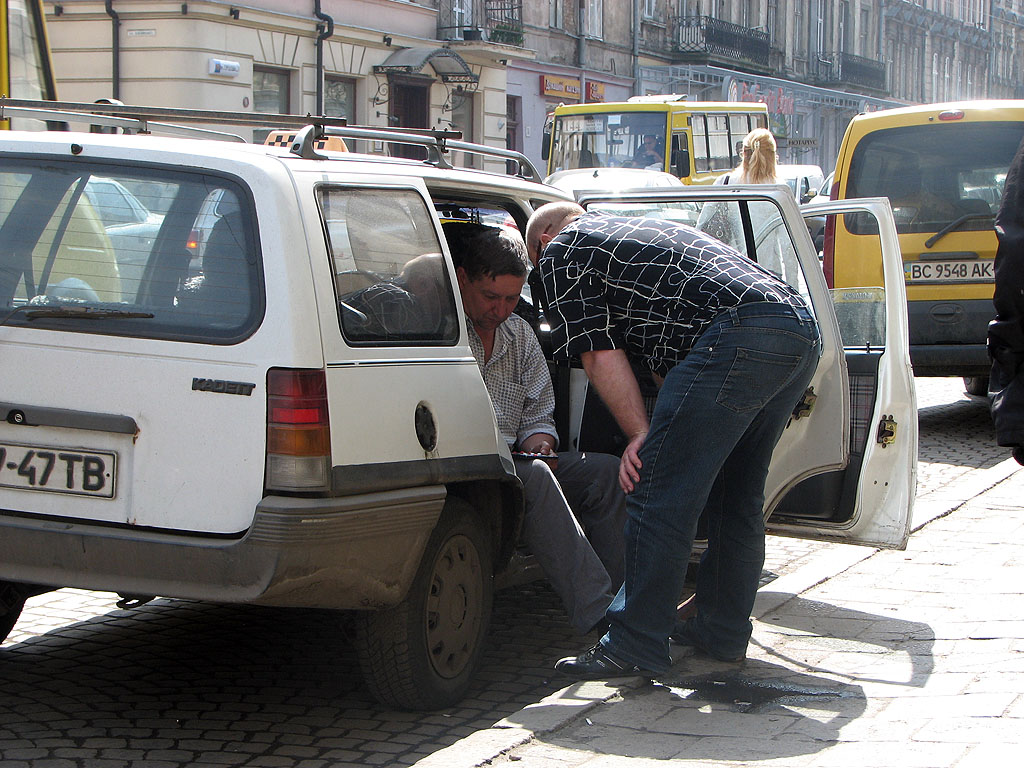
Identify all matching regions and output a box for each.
[265,368,331,492]
[821,181,839,288]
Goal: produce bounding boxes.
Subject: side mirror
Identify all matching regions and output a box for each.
[674,149,691,179]
[801,189,817,205]
[541,127,551,161]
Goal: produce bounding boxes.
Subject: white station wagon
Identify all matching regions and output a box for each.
[0,100,917,710]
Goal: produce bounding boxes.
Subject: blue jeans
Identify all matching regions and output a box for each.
[601,301,821,673]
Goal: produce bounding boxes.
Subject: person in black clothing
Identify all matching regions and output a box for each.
[631,135,663,168]
[988,139,1024,465]
[524,201,821,679]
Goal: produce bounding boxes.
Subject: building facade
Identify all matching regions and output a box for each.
[41,1,1024,174]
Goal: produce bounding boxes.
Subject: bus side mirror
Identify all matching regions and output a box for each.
[541,127,551,161]
[674,148,691,178]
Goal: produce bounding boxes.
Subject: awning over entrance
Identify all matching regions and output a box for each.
[373,47,479,85]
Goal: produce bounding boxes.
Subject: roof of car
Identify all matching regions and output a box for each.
[0,128,570,202]
[776,164,825,179]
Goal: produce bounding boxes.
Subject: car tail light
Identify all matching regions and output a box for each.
[821,181,839,288]
[186,228,200,252]
[265,368,330,492]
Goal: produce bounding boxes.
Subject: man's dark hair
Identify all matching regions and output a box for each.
[441,221,528,282]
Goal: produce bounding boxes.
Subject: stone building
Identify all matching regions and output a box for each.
[41,1,1024,173]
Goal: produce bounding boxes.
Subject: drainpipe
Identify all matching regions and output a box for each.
[313,0,334,115]
[577,0,586,69]
[632,0,640,96]
[104,0,120,99]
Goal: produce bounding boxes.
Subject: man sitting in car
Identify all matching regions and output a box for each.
[444,221,626,635]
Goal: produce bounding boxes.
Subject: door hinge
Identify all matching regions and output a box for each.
[876,415,897,446]
[791,386,817,420]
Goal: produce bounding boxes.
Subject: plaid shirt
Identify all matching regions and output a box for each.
[467,313,558,450]
[539,212,807,378]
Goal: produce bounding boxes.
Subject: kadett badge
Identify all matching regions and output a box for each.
[191,378,256,396]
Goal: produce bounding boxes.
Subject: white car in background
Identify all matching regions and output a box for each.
[545,166,684,196]
[545,168,697,224]
[778,164,827,249]
[777,164,826,205]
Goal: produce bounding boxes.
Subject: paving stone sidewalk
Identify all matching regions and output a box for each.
[416,455,1023,768]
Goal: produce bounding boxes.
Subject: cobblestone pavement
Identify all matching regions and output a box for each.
[0,378,1009,767]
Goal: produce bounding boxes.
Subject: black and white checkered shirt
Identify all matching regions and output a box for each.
[538,212,808,377]
[466,313,558,449]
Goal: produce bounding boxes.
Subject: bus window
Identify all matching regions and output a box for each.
[692,114,709,172]
[707,114,732,172]
[729,113,752,165]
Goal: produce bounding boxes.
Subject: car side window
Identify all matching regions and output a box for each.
[695,198,812,305]
[317,187,459,345]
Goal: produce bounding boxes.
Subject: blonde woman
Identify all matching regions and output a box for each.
[695,128,793,283]
[721,128,780,185]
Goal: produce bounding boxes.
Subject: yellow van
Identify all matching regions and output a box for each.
[825,101,1024,393]
[544,98,768,184]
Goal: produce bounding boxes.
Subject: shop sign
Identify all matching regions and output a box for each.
[725,77,795,116]
[541,75,581,100]
[787,138,818,147]
[586,81,605,102]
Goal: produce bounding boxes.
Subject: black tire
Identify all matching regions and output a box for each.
[964,376,989,397]
[355,500,493,710]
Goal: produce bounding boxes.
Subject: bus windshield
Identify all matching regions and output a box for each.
[549,110,668,174]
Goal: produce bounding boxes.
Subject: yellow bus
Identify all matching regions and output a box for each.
[544,96,769,184]
[1,0,58,128]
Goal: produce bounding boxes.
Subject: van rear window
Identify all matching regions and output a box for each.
[845,121,1024,235]
[0,159,261,342]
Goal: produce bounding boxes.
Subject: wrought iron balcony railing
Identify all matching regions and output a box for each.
[839,52,887,92]
[437,0,524,46]
[811,51,887,92]
[674,15,770,69]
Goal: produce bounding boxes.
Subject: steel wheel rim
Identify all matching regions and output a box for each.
[425,533,483,680]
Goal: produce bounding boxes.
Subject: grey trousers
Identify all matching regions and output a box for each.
[514,451,626,634]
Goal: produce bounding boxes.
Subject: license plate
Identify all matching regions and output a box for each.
[905,259,994,284]
[0,442,116,498]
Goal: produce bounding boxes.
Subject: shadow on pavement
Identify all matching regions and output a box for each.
[523,594,933,762]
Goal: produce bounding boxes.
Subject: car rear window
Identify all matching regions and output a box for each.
[844,121,1024,235]
[0,159,261,342]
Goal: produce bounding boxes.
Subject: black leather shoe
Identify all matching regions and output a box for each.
[554,643,655,680]
[670,620,744,663]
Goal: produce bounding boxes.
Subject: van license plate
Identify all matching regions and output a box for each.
[905,259,994,284]
[0,442,116,498]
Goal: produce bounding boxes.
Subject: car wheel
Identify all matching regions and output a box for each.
[964,376,989,397]
[355,499,493,710]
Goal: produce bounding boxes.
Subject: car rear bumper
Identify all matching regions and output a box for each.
[908,297,993,376]
[0,486,445,610]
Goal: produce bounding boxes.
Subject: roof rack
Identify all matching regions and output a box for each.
[288,124,543,183]
[0,98,543,183]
